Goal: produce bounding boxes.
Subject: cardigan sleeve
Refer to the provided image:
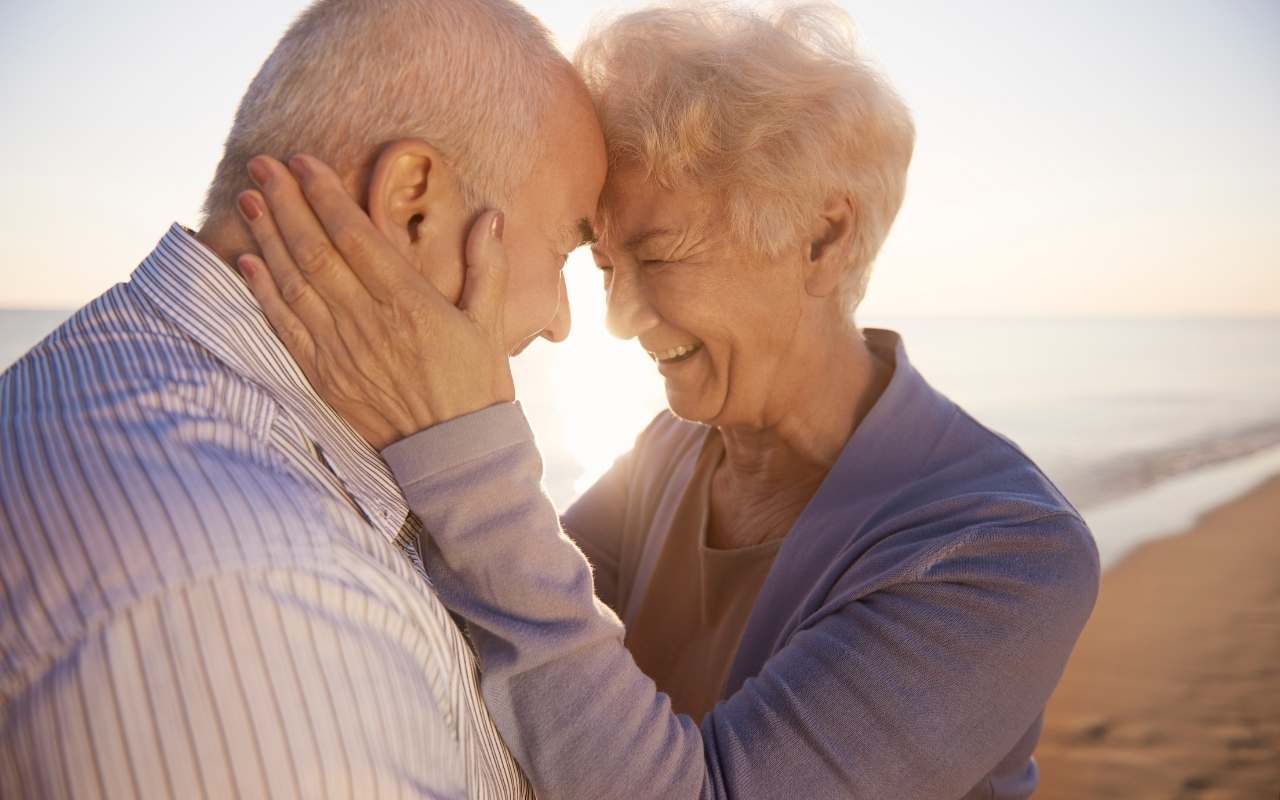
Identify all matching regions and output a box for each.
[382,403,1100,800]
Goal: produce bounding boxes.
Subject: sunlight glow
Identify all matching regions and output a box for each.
[511,251,668,506]
[509,249,670,501]
[557,256,668,494]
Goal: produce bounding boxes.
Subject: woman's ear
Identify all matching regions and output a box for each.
[367,138,466,253]
[804,194,857,299]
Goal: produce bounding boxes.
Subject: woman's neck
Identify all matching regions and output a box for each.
[707,327,891,549]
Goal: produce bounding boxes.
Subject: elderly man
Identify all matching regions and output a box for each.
[0,0,605,797]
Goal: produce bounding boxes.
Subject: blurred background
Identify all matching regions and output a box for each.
[2,2,1278,796]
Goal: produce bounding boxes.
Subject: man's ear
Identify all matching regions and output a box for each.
[804,194,857,299]
[366,138,466,253]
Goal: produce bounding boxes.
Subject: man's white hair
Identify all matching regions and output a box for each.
[203,0,566,225]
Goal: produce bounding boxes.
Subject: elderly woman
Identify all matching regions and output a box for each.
[235,4,1099,798]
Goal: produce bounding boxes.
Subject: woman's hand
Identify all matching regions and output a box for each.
[234,154,515,450]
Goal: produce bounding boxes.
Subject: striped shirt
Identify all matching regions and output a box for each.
[0,225,533,799]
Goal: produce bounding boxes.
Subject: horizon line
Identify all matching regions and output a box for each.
[4,305,1279,323]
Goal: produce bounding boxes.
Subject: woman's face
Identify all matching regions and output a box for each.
[590,167,814,427]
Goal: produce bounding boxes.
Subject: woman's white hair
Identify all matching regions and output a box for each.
[575,2,915,312]
[203,0,566,224]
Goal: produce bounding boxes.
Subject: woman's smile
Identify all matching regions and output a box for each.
[648,341,703,364]
[655,346,704,379]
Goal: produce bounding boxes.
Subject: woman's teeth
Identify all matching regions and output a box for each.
[651,342,702,363]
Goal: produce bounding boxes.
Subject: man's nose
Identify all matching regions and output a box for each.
[605,267,659,340]
[540,272,572,343]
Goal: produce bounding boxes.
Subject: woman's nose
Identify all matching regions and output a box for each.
[605,268,659,340]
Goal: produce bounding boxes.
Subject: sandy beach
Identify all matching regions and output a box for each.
[1035,474,1280,798]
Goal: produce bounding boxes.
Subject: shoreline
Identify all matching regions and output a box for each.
[1061,419,1280,511]
[1035,472,1280,798]
[1080,443,1280,568]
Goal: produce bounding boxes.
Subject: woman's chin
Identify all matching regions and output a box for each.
[663,383,722,425]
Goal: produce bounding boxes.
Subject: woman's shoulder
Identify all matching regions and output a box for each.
[920,402,1093,550]
[833,434,1101,618]
[895,405,1092,539]
[808,376,1099,604]
[841,332,1087,538]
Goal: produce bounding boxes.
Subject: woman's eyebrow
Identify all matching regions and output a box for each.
[624,227,680,251]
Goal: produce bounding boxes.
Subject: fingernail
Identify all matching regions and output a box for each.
[237,193,262,221]
[491,212,505,242]
[236,254,257,280]
[288,154,311,179]
[248,158,270,187]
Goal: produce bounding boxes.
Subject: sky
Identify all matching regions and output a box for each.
[1,0,1278,317]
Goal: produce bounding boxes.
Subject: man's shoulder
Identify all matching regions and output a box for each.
[0,374,346,576]
[0,282,288,542]
[0,286,362,680]
[4,283,272,434]
[0,413,415,692]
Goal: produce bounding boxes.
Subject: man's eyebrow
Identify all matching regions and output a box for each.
[562,218,596,251]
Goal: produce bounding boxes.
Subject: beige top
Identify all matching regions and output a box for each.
[622,432,785,722]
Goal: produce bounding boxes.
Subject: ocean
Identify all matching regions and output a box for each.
[4,307,1278,568]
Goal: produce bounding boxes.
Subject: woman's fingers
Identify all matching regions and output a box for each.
[247,156,381,305]
[236,252,319,378]
[236,189,338,336]
[235,162,514,446]
[285,154,429,303]
[461,210,510,335]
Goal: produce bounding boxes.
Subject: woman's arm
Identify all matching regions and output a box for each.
[383,405,704,796]
[385,403,1100,800]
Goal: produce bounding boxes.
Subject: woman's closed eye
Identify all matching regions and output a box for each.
[639,256,687,274]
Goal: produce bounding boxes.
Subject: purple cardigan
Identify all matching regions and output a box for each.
[382,330,1099,799]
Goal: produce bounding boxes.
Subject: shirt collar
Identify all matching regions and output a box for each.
[129,223,410,542]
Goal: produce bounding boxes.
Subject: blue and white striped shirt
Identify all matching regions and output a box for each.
[0,225,532,799]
